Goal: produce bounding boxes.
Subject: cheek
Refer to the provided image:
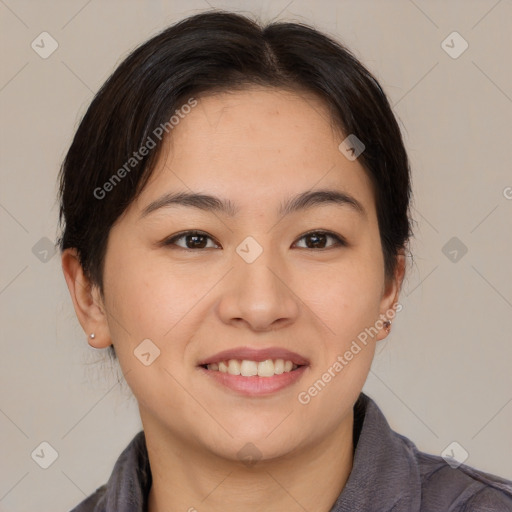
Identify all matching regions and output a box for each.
[101,242,184,356]
[103,240,185,328]
[101,249,198,418]
[300,255,383,329]
[296,262,380,419]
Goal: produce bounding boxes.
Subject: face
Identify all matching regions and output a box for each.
[93,87,401,461]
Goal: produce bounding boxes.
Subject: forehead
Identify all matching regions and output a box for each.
[135,87,376,218]
[169,86,341,158]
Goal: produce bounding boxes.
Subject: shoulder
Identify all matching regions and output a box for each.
[412,445,512,511]
[68,430,150,512]
[346,394,512,512]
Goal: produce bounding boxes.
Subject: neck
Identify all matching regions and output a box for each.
[145,411,354,512]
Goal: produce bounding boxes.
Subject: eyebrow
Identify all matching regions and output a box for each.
[140,188,366,219]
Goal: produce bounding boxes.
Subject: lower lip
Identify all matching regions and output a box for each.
[199,366,308,396]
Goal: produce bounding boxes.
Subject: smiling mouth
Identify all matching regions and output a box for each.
[200,358,303,377]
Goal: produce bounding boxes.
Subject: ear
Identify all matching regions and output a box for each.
[375,249,406,342]
[61,248,112,349]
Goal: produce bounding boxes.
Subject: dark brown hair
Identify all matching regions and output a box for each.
[57,10,414,359]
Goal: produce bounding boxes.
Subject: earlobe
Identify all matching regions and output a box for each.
[61,248,112,349]
[376,250,406,341]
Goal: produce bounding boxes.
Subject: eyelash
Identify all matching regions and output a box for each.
[162,230,347,251]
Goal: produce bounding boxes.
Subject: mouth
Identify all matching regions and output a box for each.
[200,359,301,377]
[197,347,309,396]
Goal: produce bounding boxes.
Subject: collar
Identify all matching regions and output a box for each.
[330,392,421,512]
[94,392,421,512]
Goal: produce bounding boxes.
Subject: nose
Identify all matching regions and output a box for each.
[215,246,300,332]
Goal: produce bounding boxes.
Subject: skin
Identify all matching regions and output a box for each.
[62,86,405,512]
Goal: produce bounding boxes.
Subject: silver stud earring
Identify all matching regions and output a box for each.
[89,333,96,339]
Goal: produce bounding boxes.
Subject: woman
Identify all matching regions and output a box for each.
[58,10,512,512]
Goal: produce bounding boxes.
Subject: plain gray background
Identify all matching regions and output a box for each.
[0,1,511,510]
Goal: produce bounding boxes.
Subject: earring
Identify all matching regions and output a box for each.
[383,320,391,334]
[89,333,96,339]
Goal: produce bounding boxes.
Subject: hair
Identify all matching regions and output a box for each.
[57,10,414,361]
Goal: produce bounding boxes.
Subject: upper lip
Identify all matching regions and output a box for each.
[198,347,310,366]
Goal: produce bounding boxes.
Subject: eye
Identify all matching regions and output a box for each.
[163,230,220,250]
[293,230,346,250]
[162,229,346,251]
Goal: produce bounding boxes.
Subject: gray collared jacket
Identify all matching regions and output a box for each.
[70,392,512,511]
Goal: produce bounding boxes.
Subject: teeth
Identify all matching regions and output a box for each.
[257,359,274,377]
[227,359,241,375]
[273,359,284,374]
[240,360,258,377]
[206,358,299,377]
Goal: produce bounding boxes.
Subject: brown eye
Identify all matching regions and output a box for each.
[164,231,220,250]
[294,231,346,249]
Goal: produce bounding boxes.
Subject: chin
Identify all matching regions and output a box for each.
[206,435,302,465]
